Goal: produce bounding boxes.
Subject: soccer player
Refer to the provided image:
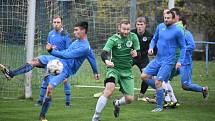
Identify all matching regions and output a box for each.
[141,11,186,112]
[40,21,99,121]
[131,17,154,101]
[35,15,72,107]
[161,8,181,108]
[163,8,186,108]
[140,9,179,107]
[92,19,140,121]
[179,16,209,100]
[93,17,154,100]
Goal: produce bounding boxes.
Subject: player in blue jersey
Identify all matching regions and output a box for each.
[35,15,73,107]
[179,17,209,100]
[38,21,99,121]
[141,11,186,112]
[162,8,180,108]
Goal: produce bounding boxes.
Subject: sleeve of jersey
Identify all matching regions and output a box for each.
[50,45,88,59]
[132,34,140,50]
[87,49,98,74]
[185,31,196,51]
[177,31,186,64]
[149,25,159,49]
[103,37,114,52]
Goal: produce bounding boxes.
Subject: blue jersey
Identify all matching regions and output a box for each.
[50,39,98,75]
[47,29,71,50]
[87,49,98,74]
[182,30,196,65]
[47,29,97,73]
[150,23,186,64]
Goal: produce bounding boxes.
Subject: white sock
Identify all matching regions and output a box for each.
[115,96,126,106]
[163,82,171,102]
[166,81,177,103]
[93,95,108,119]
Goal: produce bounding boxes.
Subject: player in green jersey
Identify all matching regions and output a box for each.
[92,19,140,121]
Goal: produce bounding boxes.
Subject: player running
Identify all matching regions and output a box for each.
[141,10,186,112]
[179,16,209,100]
[92,19,140,121]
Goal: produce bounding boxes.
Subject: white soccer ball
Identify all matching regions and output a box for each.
[47,59,64,75]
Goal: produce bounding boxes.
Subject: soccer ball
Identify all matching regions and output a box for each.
[47,59,64,75]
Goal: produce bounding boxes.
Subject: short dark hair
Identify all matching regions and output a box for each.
[53,15,62,21]
[166,10,175,19]
[180,16,188,28]
[136,17,146,23]
[170,8,181,16]
[75,21,88,33]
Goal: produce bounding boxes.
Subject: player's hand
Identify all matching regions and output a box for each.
[46,43,53,51]
[105,60,114,67]
[94,73,100,80]
[130,49,137,58]
[175,62,181,69]
[148,49,154,56]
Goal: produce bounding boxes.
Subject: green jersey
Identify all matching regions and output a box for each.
[176,22,186,36]
[103,32,140,70]
[175,22,186,59]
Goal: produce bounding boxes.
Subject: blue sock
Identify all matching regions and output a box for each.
[156,88,164,109]
[146,79,156,89]
[186,84,203,92]
[38,76,49,101]
[11,63,33,77]
[64,81,71,103]
[40,97,52,117]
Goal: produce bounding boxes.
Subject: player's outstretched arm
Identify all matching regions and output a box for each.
[47,43,89,59]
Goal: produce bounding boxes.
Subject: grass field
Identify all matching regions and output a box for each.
[0,61,215,121]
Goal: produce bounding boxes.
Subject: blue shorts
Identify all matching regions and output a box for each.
[179,64,192,86]
[47,72,69,88]
[143,59,174,82]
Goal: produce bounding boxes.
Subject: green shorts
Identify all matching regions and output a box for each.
[105,68,134,96]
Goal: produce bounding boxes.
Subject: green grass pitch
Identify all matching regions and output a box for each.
[0,61,215,121]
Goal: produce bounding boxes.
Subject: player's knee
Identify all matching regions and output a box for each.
[63,79,68,84]
[155,80,162,88]
[103,81,115,97]
[103,89,114,97]
[125,96,134,104]
[47,85,53,95]
[28,58,41,67]
[27,58,37,65]
[141,73,148,82]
